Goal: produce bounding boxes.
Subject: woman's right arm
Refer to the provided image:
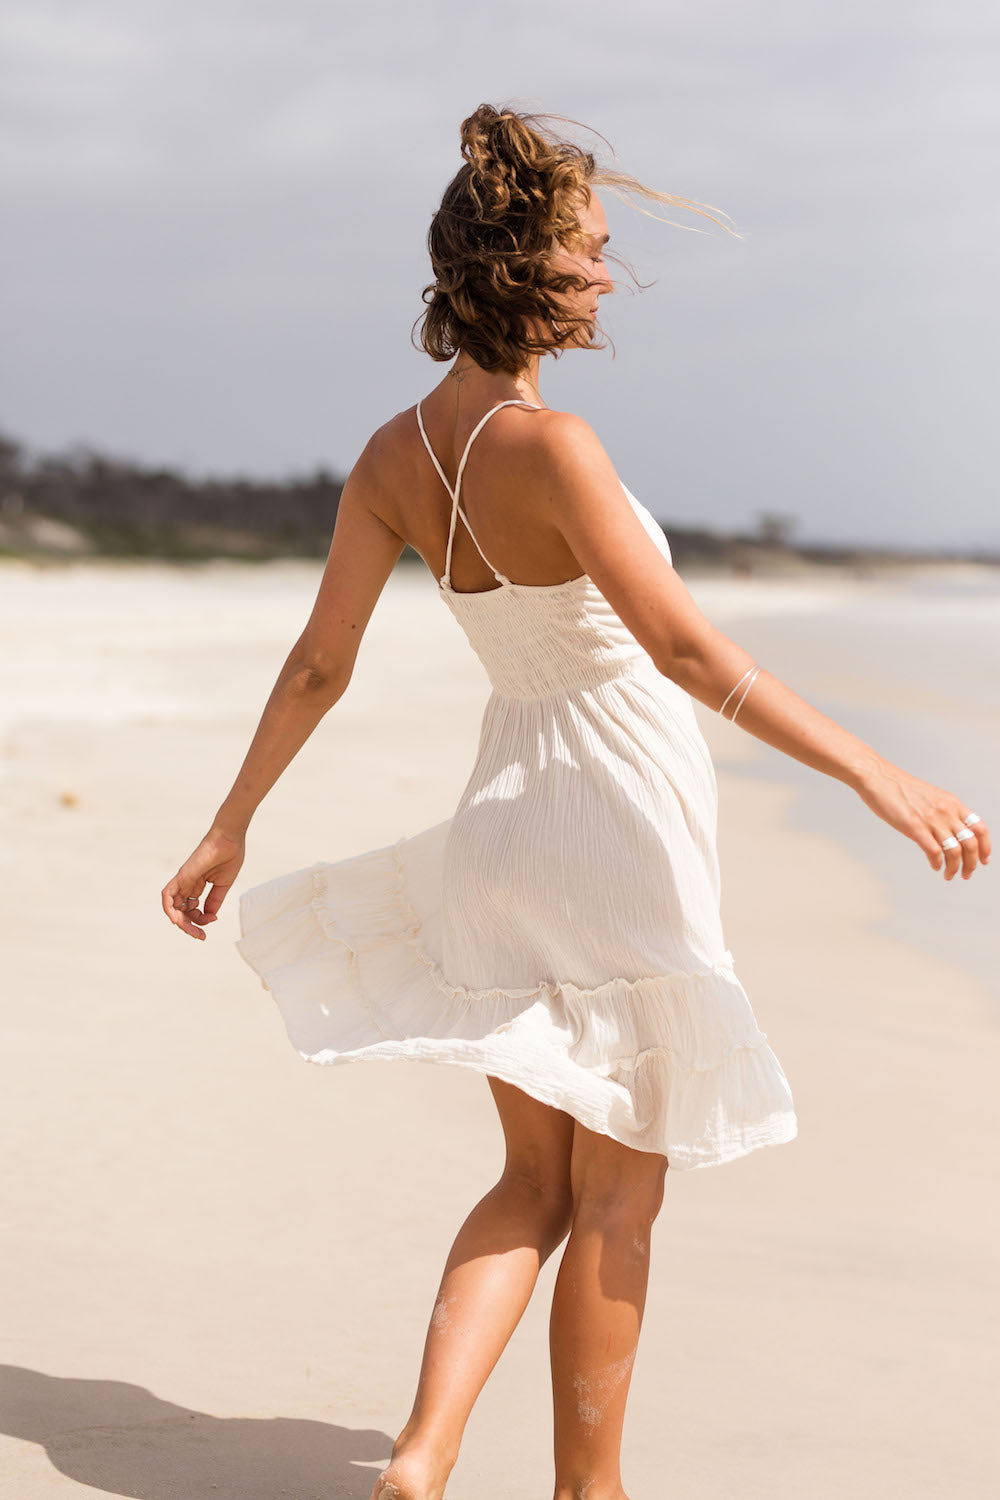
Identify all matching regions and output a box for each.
[161,430,407,939]
[529,412,991,881]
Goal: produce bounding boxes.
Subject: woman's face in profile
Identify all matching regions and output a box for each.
[549,189,613,342]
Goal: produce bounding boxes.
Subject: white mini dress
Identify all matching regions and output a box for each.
[234,399,798,1170]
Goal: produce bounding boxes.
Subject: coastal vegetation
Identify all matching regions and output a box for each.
[1,431,994,574]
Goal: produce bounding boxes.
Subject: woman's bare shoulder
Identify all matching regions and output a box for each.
[519,406,609,465]
[355,402,612,503]
[341,406,429,506]
[508,408,623,523]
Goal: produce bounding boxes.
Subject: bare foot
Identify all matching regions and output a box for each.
[368,1449,451,1500]
[370,1476,405,1500]
[370,1471,408,1500]
[553,1485,630,1500]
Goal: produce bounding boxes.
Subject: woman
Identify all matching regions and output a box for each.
[162,105,989,1500]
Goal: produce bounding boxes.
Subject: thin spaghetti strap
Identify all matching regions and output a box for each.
[415,400,455,501]
[416,398,541,588]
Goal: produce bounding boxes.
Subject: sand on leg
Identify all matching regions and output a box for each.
[371,1076,576,1500]
[548,1123,669,1500]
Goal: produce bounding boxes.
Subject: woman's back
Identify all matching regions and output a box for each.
[369,392,592,595]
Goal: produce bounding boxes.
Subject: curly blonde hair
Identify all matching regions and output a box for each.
[414,102,738,375]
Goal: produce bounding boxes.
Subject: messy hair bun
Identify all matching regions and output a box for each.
[414,102,737,375]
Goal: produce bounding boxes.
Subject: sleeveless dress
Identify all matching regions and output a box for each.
[234,399,798,1170]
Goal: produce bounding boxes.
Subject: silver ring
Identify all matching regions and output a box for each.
[940,836,959,851]
[955,828,975,842]
[964,812,981,827]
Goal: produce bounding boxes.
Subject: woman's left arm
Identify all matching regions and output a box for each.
[161,433,405,939]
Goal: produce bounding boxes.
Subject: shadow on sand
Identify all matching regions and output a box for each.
[0,1364,394,1498]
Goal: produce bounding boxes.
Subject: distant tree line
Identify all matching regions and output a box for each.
[0,432,344,561]
[1,430,994,570]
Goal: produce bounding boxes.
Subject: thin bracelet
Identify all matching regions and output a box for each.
[729,665,760,724]
[719,665,758,718]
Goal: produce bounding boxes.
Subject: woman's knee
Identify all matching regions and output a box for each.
[569,1130,669,1230]
[571,1178,667,1237]
[488,1075,576,1232]
[496,1163,575,1244]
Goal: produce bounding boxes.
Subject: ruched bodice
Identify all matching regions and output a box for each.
[441,563,648,700]
[233,398,798,1170]
[432,405,677,702]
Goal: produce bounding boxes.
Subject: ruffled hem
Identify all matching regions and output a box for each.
[234,821,798,1171]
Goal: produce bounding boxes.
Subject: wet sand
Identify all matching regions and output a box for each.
[1,559,997,1498]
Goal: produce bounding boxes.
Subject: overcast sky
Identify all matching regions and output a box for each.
[2,0,997,548]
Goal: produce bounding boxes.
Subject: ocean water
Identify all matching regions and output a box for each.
[687,567,1000,1013]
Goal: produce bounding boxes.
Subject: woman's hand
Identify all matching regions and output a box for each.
[161,827,246,939]
[854,762,991,880]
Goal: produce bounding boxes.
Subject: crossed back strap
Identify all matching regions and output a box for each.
[415,399,542,587]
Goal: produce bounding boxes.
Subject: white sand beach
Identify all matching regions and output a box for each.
[1,558,998,1498]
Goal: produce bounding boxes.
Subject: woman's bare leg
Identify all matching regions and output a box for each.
[549,1125,668,1500]
[371,1077,575,1500]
